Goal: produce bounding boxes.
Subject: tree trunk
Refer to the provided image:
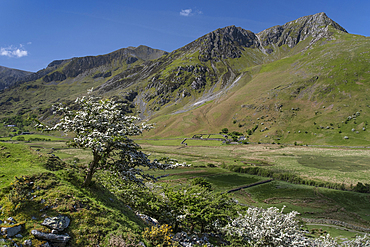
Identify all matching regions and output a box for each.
[83,151,100,187]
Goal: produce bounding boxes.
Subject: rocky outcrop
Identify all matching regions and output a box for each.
[43,71,67,82]
[92,71,112,79]
[257,12,347,49]
[31,215,71,247]
[41,215,70,231]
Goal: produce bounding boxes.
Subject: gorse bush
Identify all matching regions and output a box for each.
[191,177,212,191]
[143,224,177,247]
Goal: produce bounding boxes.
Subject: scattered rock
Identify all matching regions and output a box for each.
[1,224,22,237]
[23,239,32,247]
[172,231,215,247]
[41,215,70,232]
[7,217,15,223]
[15,234,22,238]
[42,241,52,247]
[344,136,349,139]
[31,230,71,247]
[136,213,159,226]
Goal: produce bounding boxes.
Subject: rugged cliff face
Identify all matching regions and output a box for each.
[257,12,347,49]
[195,25,260,62]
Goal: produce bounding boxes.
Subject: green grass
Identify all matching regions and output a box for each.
[240,180,370,227]
[0,142,48,188]
[202,173,264,192]
[304,224,366,241]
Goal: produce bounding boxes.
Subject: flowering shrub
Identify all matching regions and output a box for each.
[143,224,177,246]
[221,206,370,247]
[36,89,170,186]
[222,206,308,246]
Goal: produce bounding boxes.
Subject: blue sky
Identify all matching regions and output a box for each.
[1,0,369,72]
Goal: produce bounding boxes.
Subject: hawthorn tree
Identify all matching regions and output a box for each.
[36,89,168,187]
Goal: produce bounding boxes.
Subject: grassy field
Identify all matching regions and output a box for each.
[138,140,370,187]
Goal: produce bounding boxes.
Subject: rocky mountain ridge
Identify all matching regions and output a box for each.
[6,45,167,88]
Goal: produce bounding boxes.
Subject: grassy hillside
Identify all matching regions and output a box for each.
[143,29,370,146]
[0,141,148,246]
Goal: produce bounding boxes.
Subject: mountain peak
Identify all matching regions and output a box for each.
[287,12,347,33]
[257,12,347,49]
[194,25,259,62]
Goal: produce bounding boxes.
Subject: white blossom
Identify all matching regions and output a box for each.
[221,206,370,247]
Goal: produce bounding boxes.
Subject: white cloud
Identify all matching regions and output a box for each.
[0,45,28,58]
[13,49,28,57]
[180,9,193,17]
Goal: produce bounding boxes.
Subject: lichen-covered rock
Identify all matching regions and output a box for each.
[41,215,70,231]
[31,230,71,247]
